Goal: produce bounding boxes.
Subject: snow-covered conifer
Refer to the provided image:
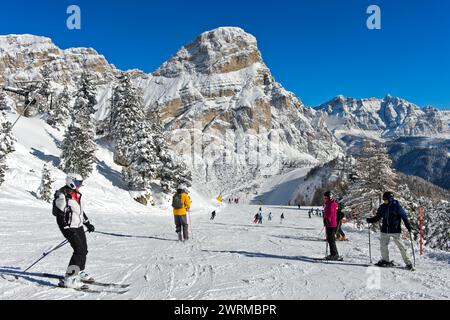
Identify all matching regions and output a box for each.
[60,97,96,178]
[0,112,15,186]
[37,163,54,202]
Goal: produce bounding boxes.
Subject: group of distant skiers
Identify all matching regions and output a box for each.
[51,172,415,289]
[253,208,284,224]
[228,197,240,204]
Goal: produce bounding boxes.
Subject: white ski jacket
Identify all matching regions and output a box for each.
[54,187,89,229]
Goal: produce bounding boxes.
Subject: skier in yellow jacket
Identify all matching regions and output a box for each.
[172,184,191,242]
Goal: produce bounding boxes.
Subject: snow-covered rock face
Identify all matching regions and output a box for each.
[0,34,117,88]
[316,95,448,138]
[137,27,342,190]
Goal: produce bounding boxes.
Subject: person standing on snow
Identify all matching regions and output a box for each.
[268,212,272,221]
[280,213,285,224]
[323,191,340,260]
[210,210,216,220]
[366,192,413,270]
[53,173,95,289]
[258,211,263,224]
[172,184,191,242]
[336,201,348,241]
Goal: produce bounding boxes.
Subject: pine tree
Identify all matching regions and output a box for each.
[0,112,15,186]
[160,154,192,193]
[60,97,97,178]
[342,142,399,226]
[75,70,97,116]
[110,73,145,166]
[149,109,192,193]
[37,163,54,202]
[37,64,53,114]
[47,86,70,128]
[122,122,159,191]
[0,91,10,111]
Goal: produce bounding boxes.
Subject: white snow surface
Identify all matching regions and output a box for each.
[0,114,449,300]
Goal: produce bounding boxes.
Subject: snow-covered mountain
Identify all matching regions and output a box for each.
[134,27,342,193]
[0,28,343,196]
[316,94,449,138]
[0,34,117,88]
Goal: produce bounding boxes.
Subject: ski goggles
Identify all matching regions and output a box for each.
[73,180,84,188]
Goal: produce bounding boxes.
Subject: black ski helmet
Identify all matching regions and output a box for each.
[324,191,333,199]
[383,191,394,201]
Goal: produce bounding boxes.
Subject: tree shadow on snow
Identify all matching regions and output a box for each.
[95,231,178,242]
[31,148,61,167]
[96,160,128,190]
[202,250,371,268]
[0,268,61,288]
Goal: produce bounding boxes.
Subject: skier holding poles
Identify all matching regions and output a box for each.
[53,173,96,289]
[323,191,341,260]
[172,184,191,242]
[366,192,414,270]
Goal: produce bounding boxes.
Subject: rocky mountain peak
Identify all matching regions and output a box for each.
[153,27,262,77]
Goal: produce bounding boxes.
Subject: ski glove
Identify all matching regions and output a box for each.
[323,219,329,226]
[85,222,95,233]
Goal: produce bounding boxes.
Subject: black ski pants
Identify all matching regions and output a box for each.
[60,226,88,273]
[326,227,339,256]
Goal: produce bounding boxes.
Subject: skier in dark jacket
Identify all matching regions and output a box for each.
[53,173,95,289]
[367,192,413,270]
[210,210,216,220]
[336,202,348,241]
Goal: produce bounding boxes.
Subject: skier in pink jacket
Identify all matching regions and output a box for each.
[323,191,340,260]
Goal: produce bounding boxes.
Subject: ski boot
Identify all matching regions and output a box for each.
[79,271,95,284]
[325,255,343,261]
[59,274,88,289]
[177,232,183,242]
[375,260,394,267]
[405,264,415,271]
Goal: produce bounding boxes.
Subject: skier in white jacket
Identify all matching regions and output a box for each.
[53,173,95,289]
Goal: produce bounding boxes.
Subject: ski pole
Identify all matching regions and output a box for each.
[409,232,416,267]
[23,239,69,273]
[368,224,373,264]
[318,226,325,237]
[188,210,193,240]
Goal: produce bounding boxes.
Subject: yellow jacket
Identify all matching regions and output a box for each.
[173,192,191,216]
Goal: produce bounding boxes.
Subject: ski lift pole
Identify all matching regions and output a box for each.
[22,239,69,273]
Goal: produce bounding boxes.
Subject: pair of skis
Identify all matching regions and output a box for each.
[47,273,131,294]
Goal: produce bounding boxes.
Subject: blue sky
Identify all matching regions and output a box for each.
[1,0,449,109]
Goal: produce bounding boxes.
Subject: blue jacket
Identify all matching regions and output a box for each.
[367,199,412,234]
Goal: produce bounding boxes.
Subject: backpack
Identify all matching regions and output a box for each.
[172,193,184,210]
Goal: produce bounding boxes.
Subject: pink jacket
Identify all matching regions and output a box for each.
[324,199,338,228]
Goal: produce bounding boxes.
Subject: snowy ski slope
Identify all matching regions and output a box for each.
[0,116,449,300]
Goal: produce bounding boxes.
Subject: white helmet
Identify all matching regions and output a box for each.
[177,184,188,192]
[66,173,84,190]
